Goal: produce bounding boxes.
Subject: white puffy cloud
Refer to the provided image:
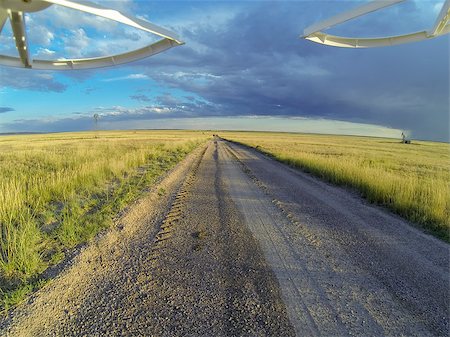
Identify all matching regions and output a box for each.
[62,28,90,58]
[102,73,149,82]
[34,48,56,58]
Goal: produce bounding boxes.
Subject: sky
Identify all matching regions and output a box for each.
[0,0,448,141]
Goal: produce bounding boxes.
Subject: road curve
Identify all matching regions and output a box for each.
[1,139,448,337]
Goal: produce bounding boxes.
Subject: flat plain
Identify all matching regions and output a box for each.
[0,131,448,336]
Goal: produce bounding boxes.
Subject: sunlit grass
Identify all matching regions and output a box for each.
[0,130,208,309]
[221,131,450,241]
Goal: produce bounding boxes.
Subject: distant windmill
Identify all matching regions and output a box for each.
[401,131,411,144]
[93,113,100,130]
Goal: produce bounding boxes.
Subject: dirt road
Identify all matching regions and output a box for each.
[1,139,448,336]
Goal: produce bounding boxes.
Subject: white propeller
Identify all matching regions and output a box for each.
[9,10,30,68]
[302,0,450,48]
[42,0,182,43]
[0,0,184,69]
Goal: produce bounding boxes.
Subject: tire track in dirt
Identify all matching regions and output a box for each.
[145,144,207,272]
[220,141,349,336]
[54,144,211,336]
[1,140,295,337]
[114,139,294,337]
[221,138,449,337]
[0,143,209,337]
[212,141,295,337]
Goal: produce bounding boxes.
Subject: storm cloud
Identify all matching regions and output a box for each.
[131,2,449,141]
[0,68,67,92]
[0,1,448,140]
[0,107,15,113]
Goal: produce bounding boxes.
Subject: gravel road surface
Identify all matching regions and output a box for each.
[1,139,448,337]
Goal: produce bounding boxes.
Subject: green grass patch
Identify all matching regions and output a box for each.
[0,130,208,311]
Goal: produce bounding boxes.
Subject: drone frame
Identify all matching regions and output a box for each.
[302,0,450,48]
[0,0,184,70]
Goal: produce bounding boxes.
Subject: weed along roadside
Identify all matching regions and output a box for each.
[220,132,450,241]
[0,130,208,311]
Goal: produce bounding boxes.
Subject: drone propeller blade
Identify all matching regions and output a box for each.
[429,0,450,37]
[42,0,183,44]
[303,0,405,37]
[0,9,8,34]
[9,11,31,68]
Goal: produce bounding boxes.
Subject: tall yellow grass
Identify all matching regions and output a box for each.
[222,132,450,240]
[0,130,207,306]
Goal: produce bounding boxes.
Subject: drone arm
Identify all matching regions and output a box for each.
[9,11,31,68]
[429,0,450,37]
[42,0,183,44]
[306,30,434,48]
[27,37,177,70]
[303,0,450,48]
[303,0,405,37]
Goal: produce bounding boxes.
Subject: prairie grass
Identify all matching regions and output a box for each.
[0,130,207,309]
[221,131,450,241]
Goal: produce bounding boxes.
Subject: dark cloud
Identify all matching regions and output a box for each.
[130,2,449,141]
[96,95,220,121]
[5,117,94,133]
[155,93,184,106]
[0,68,67,92]
[1,2,448,141]
[84,87,98,95]
[3,96,219,132]
[0,107,15,113]
[130,94,152,102]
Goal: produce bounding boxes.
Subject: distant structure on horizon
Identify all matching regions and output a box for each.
[93,114,100,131]
[401,132,411,144]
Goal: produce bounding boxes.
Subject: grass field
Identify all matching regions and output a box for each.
[221,132,450,241]
[1,130,448,310]
[0,130,208,310]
